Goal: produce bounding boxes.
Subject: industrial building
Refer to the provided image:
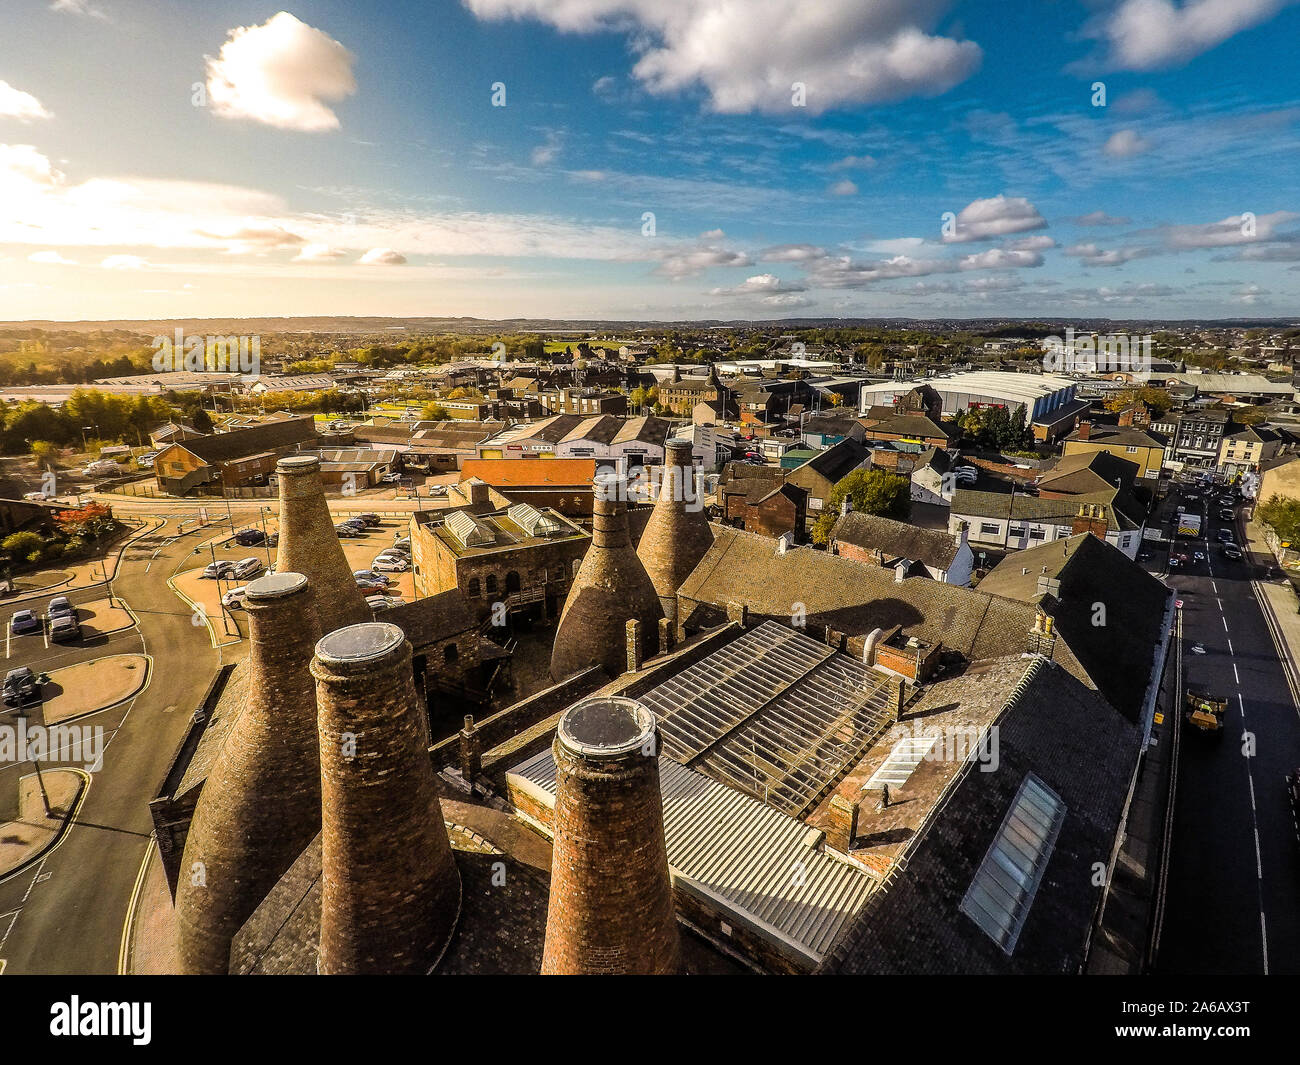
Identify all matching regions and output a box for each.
[858,371,1078,423]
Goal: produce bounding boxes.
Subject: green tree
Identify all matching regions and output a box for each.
[2,530,43,560]
[1258,494,1300,544]
[30,440,59,468]
[421,402,449,420]
[811,468,911,545]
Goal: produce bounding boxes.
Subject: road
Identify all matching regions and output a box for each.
[1153,478,1300,975]
[0,516,222,974]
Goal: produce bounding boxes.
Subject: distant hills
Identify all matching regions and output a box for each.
[1,314,1297,336]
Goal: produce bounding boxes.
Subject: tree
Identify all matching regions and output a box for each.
[1258,494,1300,544]
[421,402,449,421]
[30,440,59,468]
[811,468,911,545]
[2,530,43,561]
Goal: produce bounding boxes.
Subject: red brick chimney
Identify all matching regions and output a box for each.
[176,571,323,974]
[551,475,664,681]
[274,454,371,636]
[541,696,681,974]
[637,439,714,622]
[1077,420,1092,440]
[313,623,462,974]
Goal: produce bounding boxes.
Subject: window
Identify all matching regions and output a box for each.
[444,644,458,664]
[1056,526,1071,537]
[980,522,1000,537]
[1009,525,1027,538]
[960,774,1066,954]
[467,577,480,598]
[1029,527,1046,540]
[486,574,498,594]
[1125,446,1139,454]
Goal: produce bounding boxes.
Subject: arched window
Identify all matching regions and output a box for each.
[486,574,498,594]
[444,644,458,664]
[506,571,521,593]
[467,577,481,598]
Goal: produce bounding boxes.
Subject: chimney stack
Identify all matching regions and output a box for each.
[636,440,714,622]
[626,618,644,673]
[551,475,664,681]
[1077,420,1091,440]
[313,623,462,974]
[541,697,680,974]
[176,572,323,974]
[658,616,674,657]
[841,497,853,517]
[274,455,370,636]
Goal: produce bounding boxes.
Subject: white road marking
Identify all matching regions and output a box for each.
[1254,829,1262,877]
[1228,638,1234,654]
[1262,913,1270,975]
[1234,663,1240,683]
[1222,616,1229,631]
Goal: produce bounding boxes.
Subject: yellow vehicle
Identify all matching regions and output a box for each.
[1184,689,1227,734]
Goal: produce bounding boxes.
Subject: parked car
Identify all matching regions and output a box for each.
[356,513,381,527]
[3,666,43,706]
[10,609,41,635]
[1222,545,1243,560]
[1219,509,1235,521]
[1216,528,1233,542]
[428,484,448,497]
[355,577,387,592]
[1192,550,1206,562]
[231,557,263,580]
[83,459,121,477]
[381,472,403,484]
[231,528,266,547]
[353,569,390,586]
[371,555,410,573]
[392,536,411,552]
[23,490,54,501]
[202,560,236,580]
[366,595,394,612]
[221,586,249,609]
[136,451,160,468]
[49,613,81,642]
[46,596,75,619]
[335,524,364,537]
[340,517,368,531]
[266,532,279,548]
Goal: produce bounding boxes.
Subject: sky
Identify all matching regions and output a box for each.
[1,0,1299,323]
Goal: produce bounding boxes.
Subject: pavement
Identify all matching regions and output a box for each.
[41,654,149,725]
[1149,478,1300,975]
[0,515,223,974]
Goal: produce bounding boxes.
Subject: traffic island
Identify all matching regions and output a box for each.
[75,596,135,639]
[0,769,86,878]
[41,653,150,724]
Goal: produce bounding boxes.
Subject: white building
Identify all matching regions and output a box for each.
[858,371,1077,423]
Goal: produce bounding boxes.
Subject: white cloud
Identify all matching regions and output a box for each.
[464,0,981,114]
[709,273,807,296]
[0,81,52,123]
[759,243,826,262]
[49,0,108,19]
[1064,242,1157,266]
[28,250,76,265]
[1074,210,1132,226]
[1005,234,1056,251]
[206,12,356,132]
[655,244,752,279]
[531,130,564,166]
[359,247,407,265]
[829,154,876,170]
[828,179,858,197]
[293,242,348,262]
[943,195,1047,242]
[1102,128,1151,158]
[1084,0,1296,70]
[101,254,148,269]
[1163,210,1298,248]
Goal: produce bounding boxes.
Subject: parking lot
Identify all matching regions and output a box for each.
[172,512,415,636]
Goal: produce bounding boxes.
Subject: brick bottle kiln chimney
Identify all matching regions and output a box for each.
[541,696,681,974]
[176,571,323,974]
[312,622,462,974]
[550,475,664,681]
[637,439,713,622]
[274,454,371,635]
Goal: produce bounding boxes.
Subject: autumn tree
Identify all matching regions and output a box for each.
[811,468,911,545]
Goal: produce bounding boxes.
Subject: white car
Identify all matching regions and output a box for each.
[23,490,53,501]
[222,586,249,609]
[371,555,410,573]
[231,556,264,580]
[353,569,391,586]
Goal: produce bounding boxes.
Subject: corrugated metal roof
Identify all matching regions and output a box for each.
[507,749,878,967]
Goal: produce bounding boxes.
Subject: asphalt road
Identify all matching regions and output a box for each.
[0,516,222,974]
[1152,480,1300,975]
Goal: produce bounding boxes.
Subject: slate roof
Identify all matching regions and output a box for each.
[973,532,1171,722]
[819,658,1141,975]
[794,437,869,483]
[677,525,1085,674]
[170,416,316,466]
[830,512,960,570]
[1037,449,1139,493]
[1064,424,1167,449]
[859,411,955,442]
[950,488,1143,532]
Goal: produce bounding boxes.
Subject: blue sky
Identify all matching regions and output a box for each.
[1,0,1298,321]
